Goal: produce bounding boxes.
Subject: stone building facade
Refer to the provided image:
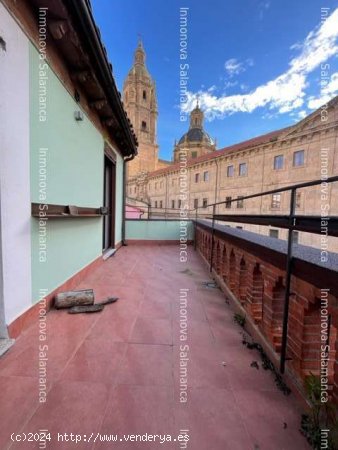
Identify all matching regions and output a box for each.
[127,95,338,250]
[123,41,170,180]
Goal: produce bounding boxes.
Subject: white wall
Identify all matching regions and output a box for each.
[0,4,32,325]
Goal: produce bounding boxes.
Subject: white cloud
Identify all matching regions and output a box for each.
[224,58,254,77]
[307,72,338,109]
[297,110,307,119]
[224,80,238,90]
[290,42,303,51]
[182,8,338,120]
[207,85,217,93]
[259,1,271,20]
[240,83,249,91]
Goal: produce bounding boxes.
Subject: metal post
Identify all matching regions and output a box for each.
[210,204,216,273]
[194,207,198,251]
[280,188,296,374]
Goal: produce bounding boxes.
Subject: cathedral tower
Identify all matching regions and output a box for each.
[123,41,159,178]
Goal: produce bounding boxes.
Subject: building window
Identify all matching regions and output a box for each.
[227,165,234,177]
[172,179,175,187]
[155,201,158,208]
[134,187,136,194]
[271,194,281,209]
[178,199,182,209]
[171,200,175,209]
[293,150,304,167]
[143,90,147,100]
[225,196,232,209]
[296,192,302,208]
[239,163,247,176]
[195,173,200,183]
[194,198,198,209]
[203,171,209,182]
[292,231,299,244]
[274,155,284,170]
[160,201,163,209]
[141,121,147,130]
[237,196,244,208]
[203,198,208,208]
[269,229,279,239]
[191,151,197,158]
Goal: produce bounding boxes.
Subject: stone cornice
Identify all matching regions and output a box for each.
[128,116,338,184]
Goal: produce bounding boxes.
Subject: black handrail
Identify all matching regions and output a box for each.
[191,175,338,374]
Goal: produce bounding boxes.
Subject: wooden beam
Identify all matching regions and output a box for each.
[102,117,116,127]
[48,20,69,40]
[71,70,91,83]
[89,99,107,110]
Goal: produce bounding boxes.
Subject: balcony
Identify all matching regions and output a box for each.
[0,243,313,449]
[1,178,337,449]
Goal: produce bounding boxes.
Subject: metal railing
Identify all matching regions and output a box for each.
[127,177,338,373]
[192,175,338,373]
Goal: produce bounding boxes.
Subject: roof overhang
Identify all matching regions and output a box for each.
[28,0,138,157]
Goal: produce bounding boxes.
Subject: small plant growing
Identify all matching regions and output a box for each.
[241,333,291,395]
[300,373,338,449]
[233,313,246,327]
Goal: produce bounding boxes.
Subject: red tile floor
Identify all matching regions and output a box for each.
[0,245,310,449]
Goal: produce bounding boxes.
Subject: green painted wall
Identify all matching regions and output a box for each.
[126,220,194,241]
[31,218,102,300]
[30,47,103,206]
[29,44,117,302]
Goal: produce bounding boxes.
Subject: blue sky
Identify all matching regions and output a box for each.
[91,0,338,161]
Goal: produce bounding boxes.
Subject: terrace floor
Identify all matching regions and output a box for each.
[0,245,310,449]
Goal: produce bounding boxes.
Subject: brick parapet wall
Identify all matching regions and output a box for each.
[195,223,338,404]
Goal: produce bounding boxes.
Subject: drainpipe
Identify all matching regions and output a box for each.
[0,182,9,339]
[122,153,135,246]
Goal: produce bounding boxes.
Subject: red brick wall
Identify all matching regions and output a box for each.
[196,224,338,404]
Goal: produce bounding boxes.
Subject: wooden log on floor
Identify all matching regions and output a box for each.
[54,289,95,309]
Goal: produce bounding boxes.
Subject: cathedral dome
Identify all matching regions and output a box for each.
[173,103,216,162]
[178,104,214,145]
[178,127,214,145]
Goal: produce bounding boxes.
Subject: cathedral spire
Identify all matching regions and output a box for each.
[123,40,159,178]
[134,38,145,65]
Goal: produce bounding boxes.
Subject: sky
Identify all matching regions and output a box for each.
[91,0,338,161]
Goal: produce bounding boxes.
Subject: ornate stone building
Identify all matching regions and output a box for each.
[123,41,170,180]
[127,94,338,250]
[173,103,216,162]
